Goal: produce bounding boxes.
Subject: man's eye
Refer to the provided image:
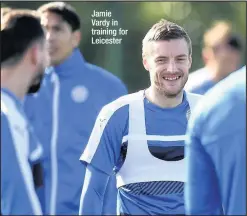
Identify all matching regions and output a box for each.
[54,27,61,32]
[156,59,167,63]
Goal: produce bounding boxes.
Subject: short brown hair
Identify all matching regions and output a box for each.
[38,2,80,31]
[1,9,45,66]
[142,19,192,57]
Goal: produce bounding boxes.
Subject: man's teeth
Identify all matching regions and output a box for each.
[163,76,180,80]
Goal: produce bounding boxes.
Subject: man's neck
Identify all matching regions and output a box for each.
[1,69,29,101]
[145,86,184,108]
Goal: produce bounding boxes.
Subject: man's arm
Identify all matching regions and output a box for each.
[185,132,223,215]
[1,114,43,215]
[78,102,128,215]
[79,164,110,215]
[102,174,118,214]
[100,79,127,215]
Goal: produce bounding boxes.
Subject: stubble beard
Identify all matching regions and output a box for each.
[154,73,188,99]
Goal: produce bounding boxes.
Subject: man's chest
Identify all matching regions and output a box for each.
[57,79,111,120]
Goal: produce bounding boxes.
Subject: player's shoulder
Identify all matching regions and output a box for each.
[1,97,8,116]
[99,91,143,119]
[222,66,246,98]
[85,62,125,86]
[1,98,12,131]
[1,91,15,116]
[191,67,246,138]
[192,66,246,122]
[1,106,8,124]
[206,66,245,104]
[1,92,27,128]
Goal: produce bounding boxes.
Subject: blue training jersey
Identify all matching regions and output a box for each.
[23,48,127,215]
[80,90,198,214]
[185,66,246,215]
[1,88,43,215]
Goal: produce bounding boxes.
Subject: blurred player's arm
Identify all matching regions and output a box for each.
[185,112,223,215]
[79,105,124,215]
[1,114,43,215]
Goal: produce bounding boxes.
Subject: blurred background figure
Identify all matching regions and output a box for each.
[185,65,246,215]
[23,1,127,215]
[185,20,243,94]
[1,9,48,215]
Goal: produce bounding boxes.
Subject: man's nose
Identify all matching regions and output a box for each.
[167,60,178,73]
[45,31,55,42]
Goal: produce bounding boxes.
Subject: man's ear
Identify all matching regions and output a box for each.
[143,57,150,71]
[188,55,192,69]
[202,47,213,65]
[72,30,81,48]
[28,43,40,66]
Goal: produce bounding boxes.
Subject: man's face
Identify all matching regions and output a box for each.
[41,11,79,66]
[143,39,192,97]
[28,40,49,94]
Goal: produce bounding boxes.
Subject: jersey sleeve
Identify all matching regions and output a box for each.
[185,120,223,214]
[79,164,110,215]
[102,174,117,214]
[1,113,43,215]
[80,104,128,175]
[23,95,44,164]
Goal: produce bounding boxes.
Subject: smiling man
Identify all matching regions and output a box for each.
[79,19,202,215]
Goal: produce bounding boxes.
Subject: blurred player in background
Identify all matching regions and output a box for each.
[185,65,246,215]
[79,19,202,215]
[23,1,127,215]
[185,21,243,95]
[1,9,49,215]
